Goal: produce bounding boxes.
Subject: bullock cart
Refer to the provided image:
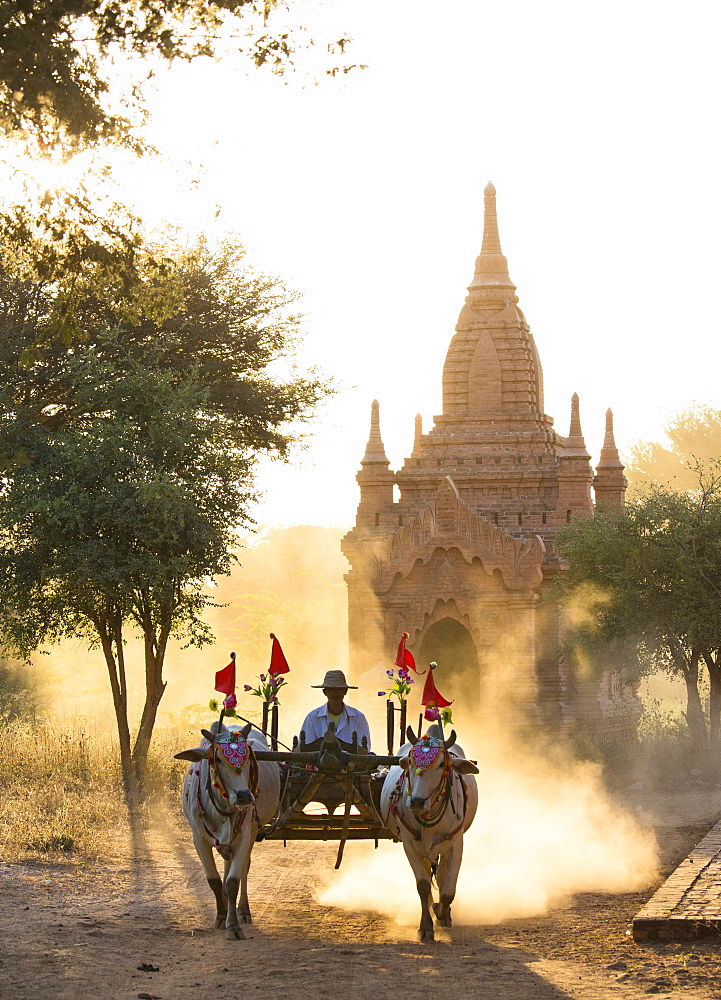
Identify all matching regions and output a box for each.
[176,702,478,938]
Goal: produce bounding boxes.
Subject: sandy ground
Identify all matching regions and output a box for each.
[2,810,721,1000]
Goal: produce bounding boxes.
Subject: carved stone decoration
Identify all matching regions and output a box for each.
[355,476,545,594]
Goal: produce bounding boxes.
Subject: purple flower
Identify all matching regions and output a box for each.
[243,684,252,691]
[377,691,386,697]
[260,673,266,681]
[386,669,394,677]
[408,678,415,684]
[224,693,237,710]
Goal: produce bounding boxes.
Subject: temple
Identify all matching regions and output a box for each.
[342,183,634,736]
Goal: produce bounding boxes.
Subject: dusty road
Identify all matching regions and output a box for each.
[1,815,721,1000]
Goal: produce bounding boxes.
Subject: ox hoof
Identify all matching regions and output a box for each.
[432,902,452,927]
[418,928,435,942]
[225,926,246,941]
[240,912,252,924]
[213,915,227,929]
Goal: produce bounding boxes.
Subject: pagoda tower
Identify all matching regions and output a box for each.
[342,184,631,733]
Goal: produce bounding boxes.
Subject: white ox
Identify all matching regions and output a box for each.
[380,724,479,941]
[175,721,280,940]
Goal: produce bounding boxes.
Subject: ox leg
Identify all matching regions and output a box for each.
[191,830,227,929]
[238,851,253,923]
[401,840,435,941]
[223,827,254,941]
[416,878,435,941]
[223,872,245,941]
[433,841,463,927]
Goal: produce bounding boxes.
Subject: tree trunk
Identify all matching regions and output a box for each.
[703,649,721,748]
[679,648,707,748]
[131,624,169,788]
[98,628,135,808]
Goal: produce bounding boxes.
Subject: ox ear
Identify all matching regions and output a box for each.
[406,726,418,745]
[451,758,479,775]
[398,754,409,770]
[174,746,211,762]
[200,729,214,742]
[443,730,457,749]
[239,722,252,740]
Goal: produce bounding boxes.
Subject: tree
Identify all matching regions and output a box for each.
[626,404,721,493]
[0,2,363,346]
[557,469,721,750]
[0,0,358,153]
[0,240,328,797]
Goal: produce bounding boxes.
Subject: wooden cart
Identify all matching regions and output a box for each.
[247,701,408,868]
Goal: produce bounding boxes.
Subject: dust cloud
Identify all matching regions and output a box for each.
[319,735,659,926]
[319,584,659,928]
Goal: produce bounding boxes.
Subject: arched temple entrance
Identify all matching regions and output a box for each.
[418,617,481,712]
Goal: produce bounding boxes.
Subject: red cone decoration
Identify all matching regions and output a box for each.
[421,661,452,709]
[395,632,423,674]
[269,633,290,676]
[215,652,237,709]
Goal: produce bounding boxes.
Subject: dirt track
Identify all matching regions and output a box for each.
[2,815,721,1000]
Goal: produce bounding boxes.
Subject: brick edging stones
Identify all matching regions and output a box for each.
[633,819,721,941]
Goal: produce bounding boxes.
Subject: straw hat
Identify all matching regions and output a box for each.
[311,669,357,689]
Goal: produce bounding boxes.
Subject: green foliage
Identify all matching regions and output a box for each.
[0,0,359,153]
[0,239,328,785]
[558,467,721,747]
[0,193,183,346]
[627,404,721,494]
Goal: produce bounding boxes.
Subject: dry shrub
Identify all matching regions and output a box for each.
[0,719,188,860]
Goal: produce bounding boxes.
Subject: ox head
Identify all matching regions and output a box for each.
[400,725,479,814]
[175,722,256,809]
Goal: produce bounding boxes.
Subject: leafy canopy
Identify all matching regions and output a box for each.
[0,0,358,153]
[626,404,721,494]
[558,469,721,680]
[0,238,328,659]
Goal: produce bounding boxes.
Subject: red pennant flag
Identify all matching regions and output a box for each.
[421,663,453,708]
[269,633,290,676]
[395,632,423,674]
[215,652,236,696]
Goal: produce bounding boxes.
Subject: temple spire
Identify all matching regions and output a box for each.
[413,412,423,452]
[469,181,515,291]
[361,399,389,465]
[564,392,591,458]
[597,409,624,469]
[481,181,503,255]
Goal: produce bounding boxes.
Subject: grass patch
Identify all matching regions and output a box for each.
[0,718,188,860]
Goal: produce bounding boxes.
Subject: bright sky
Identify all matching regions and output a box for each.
[120,1,721,526]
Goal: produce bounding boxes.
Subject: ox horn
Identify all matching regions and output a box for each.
[406,725,419,745]
[443,730,457,749]
[201,728,215,742]
[239,722,252,740]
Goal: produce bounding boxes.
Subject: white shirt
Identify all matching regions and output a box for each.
[300,703,372,750]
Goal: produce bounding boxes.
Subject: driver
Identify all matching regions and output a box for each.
[300,669,371,749]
